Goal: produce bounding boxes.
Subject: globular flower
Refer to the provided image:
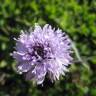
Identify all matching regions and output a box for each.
[12,24,73,84]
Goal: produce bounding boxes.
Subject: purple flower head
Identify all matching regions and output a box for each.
[12,24,73,84]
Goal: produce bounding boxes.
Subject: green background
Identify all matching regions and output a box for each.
[0,0,96,96]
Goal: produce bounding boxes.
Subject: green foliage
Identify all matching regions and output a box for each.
[0,0,96,96]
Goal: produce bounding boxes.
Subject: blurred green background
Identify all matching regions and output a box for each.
[0,0,96,96]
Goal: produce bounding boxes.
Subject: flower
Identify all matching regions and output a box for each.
[12,24,72,84]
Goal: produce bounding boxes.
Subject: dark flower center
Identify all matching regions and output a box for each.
[27,43,53,61]
[34,45,44,58]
